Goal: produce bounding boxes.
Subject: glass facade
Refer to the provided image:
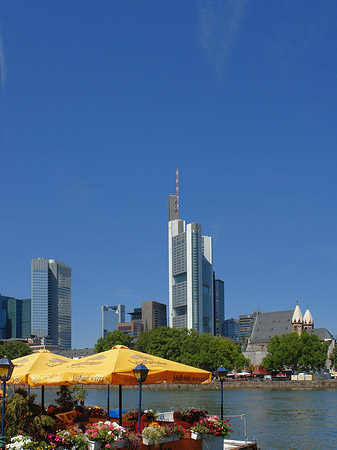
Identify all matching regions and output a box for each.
[31,258,71,349]
[101,304,125,338]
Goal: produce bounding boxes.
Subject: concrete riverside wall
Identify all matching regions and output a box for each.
[60,379,337,390]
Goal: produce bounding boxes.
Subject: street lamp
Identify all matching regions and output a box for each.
[217,366,227,421]
[133,364,149,434]
[0,357,14,443]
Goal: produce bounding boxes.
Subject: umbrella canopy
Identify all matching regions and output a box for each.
[28,345,212,386]
[8,350,72,385]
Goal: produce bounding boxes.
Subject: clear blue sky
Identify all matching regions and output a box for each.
[1,1,336,348]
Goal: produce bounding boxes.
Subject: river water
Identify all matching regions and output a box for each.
[25,386,337,450]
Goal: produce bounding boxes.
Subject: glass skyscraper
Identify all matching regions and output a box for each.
[101,304,125,338]
[214,277,225,336]
[168,195,214,334]
[31,258,71,349]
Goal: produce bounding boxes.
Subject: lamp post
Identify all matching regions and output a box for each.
[217,366,227,421]
[133,364,149,434]
[0,357,14,444]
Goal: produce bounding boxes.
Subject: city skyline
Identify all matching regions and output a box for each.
[1,2,337,348]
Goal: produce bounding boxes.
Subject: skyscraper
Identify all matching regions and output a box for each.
[101,304,125,338]
[142,301,167,330]
[213,276,224,336]
[31,258,72,349]
[0,295,31,339]
[168,172,214,333]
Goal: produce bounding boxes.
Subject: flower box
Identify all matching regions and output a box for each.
[88,442,103,450]
[115,438,127,448]
[201,435,223,450]
[143,436,174,446]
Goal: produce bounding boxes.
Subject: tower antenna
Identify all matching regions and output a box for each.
[175,168,179,214]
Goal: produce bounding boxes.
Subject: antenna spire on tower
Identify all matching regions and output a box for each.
[175,168,179,214]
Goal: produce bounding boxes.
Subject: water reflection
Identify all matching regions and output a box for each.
[20,387,336,450]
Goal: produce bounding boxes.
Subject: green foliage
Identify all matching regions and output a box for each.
[262,331,329,372]
[55,385,77,412]
[95,330,132,353]
[329,346,337,369]
[3,391,47,440]
[0,341,32,360]
[71,385,88,406]
[134,327,250,372]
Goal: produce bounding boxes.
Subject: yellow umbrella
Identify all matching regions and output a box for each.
[8,350,72,385]
[28,345,212,386]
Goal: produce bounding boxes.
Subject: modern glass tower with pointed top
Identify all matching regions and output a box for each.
[168,184,214,334]
[31,257,71,349]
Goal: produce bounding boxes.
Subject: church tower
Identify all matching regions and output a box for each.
[292,302,303,335]
[303,308,314,330]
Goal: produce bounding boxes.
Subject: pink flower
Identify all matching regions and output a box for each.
[105,445,111,448]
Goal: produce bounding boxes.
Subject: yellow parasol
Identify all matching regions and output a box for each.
[8,350,72,385]
[28,345,212,386]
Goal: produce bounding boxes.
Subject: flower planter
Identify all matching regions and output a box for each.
[114,438,127,448]
[201,435,223,450]
[143,436,174,446]
[88,441,104,450]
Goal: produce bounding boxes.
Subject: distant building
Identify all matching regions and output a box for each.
[0,295,31,339]
[117,321,143,341]
[31,258,71,349]
[128,307,142,322]
[243,303,335,366]
[239,313,257,340]
[213,276,224,336]
[224,318,240,341]
[168,171,214,333]
[101,304,125,338]
[142,301,167,331]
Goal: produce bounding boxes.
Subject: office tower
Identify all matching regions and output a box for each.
[0,295,31,339]
[168,172,214,333]
[142,301,167,331]
[213,276,224,336]
[31,258,71,349]
[101,304,125,338]
[224,318,240,341]
[0,296,8,339]
[239,312,257,340]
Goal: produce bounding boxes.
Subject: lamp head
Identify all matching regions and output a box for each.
[217,366,227,382]
[133,363,149,383]
[0,357,14,382]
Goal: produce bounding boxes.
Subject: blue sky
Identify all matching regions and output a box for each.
[1,1,336,348]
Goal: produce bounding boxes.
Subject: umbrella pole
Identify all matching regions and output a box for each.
[107,385,110,418]
[41,386,44,415]
[119,385,122,426]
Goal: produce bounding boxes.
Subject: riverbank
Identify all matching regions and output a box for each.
[36,379,336,390]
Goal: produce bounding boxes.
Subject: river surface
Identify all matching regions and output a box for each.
[24,386,337,450]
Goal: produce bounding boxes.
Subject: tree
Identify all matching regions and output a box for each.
[134,327,250,372]
[262,331,329,372]
[0,341,32,360]
[329,346,337,370]
[94,330,132,353]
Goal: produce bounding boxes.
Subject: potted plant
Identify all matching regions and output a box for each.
[142,425,166,446]
[191,416,233,450]
[86,420,127,449]
[181,408,208,425]
[163,423,185,441]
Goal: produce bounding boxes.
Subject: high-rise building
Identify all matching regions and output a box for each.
[239,312,257,340]
[101,304,125,338]
[0,295,31,339]
[31,258,71,349]
[168,172,214,333]
[224,318,240,341]
[213,276,224,336]
[142,301,167,331]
